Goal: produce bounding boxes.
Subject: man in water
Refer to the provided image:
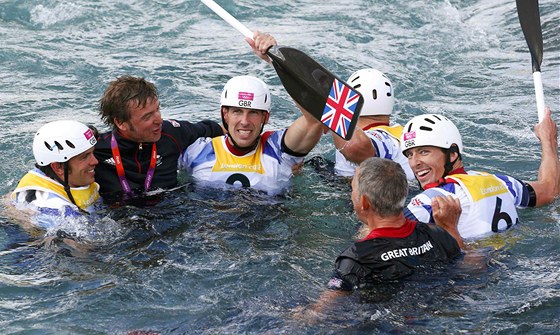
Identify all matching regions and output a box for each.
[179,33,324,194]
[93,76,224,203]
[326,157,462,291]
[401,108,559,240]
[299,157,462,316]
[12,120,101,229]
[330,68,414,181]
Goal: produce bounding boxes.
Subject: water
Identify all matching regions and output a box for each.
[1,0,559,333]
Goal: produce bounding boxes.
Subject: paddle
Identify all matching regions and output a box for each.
[516,0,545,122]
[200,0,363,140]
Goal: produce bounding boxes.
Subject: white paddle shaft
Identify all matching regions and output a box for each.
[201,0,254,40]
[533,71,545,123]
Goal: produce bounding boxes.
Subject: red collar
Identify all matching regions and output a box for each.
[362,122,390,130]
[224,131,273,156]
[423,167,467,189]
[225,135,254,156]
[359,219,417,241]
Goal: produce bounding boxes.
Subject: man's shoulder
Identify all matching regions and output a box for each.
[187,136,216,154]
[161,119,221,141]
[163,119,184,128]
[163,119,220,130]
[263,129,284,142]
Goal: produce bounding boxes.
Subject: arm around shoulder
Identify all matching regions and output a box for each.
[432,195,465,249]
[176,119,224,140]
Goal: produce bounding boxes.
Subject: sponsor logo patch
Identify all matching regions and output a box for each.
[83,129,97,145]
[403,131,416,141]
[238,92,254,100]
[84,129,94,140]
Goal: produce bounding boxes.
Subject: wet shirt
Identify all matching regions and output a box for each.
[334,124,414,180]
[328,220,460,291]
[12,168,101,229]
[404,170,534,239]
[94,119,223,199]
[178,130,304,195]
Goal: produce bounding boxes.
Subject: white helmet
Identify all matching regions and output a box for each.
[33,120,97,166]
[220,75,271,112]
[347,68,394,116]
[401,114,463,154]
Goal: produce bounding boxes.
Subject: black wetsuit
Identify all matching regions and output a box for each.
[94,119,223,202]
[328,220,461,291]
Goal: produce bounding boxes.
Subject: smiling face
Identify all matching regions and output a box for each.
[404,146,449,189]
[115,97,163,143]
[223,106,269,148]
[51,147,98,188]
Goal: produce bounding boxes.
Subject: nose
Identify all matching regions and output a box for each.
[154,110,163,124]
[239,111,251,125]
[90,154,99,166]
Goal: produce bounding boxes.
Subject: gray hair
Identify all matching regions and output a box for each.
[357,157,408,217]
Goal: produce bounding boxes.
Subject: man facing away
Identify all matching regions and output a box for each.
[326,157,462,292]
[298,157,462,318]
[331,68,414,181]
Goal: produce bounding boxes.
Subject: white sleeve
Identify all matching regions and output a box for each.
[178,137,212,171]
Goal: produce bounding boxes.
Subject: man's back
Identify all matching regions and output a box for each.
[328,220,460,291]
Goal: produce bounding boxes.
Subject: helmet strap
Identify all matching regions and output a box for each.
[443,145,461,178]
[61,163,90,215]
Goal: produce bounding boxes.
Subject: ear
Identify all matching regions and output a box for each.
[263,111,270,124]
[221,106,229,122]
[449,150,459,162]
[50,162,65,179]
[360,194,371,212]
[114,117,127,132]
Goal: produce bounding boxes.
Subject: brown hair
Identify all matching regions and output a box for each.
[99,76,159,127]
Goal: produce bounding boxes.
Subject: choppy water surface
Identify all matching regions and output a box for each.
[0,0,559,334]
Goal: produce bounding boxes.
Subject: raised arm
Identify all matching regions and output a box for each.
[332,128,376,163]
[283,103,324,154]
[528,107,560,206]
[247,31,324,154]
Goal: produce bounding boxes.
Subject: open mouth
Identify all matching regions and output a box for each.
[415,168,431,183]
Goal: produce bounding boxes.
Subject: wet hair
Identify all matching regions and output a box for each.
[99,75,159,127]
[357,157,408,217]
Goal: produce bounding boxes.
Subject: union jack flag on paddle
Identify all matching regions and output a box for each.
[321,78,361,139]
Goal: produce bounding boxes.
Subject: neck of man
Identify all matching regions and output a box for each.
[225,135,259,156]
[365,211,406,232]
[448,158,465,175]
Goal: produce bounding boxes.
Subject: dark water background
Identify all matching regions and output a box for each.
[0,0,559,334]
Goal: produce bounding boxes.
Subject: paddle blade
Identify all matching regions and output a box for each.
[267,46,363,140]
[516,0,543,72]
